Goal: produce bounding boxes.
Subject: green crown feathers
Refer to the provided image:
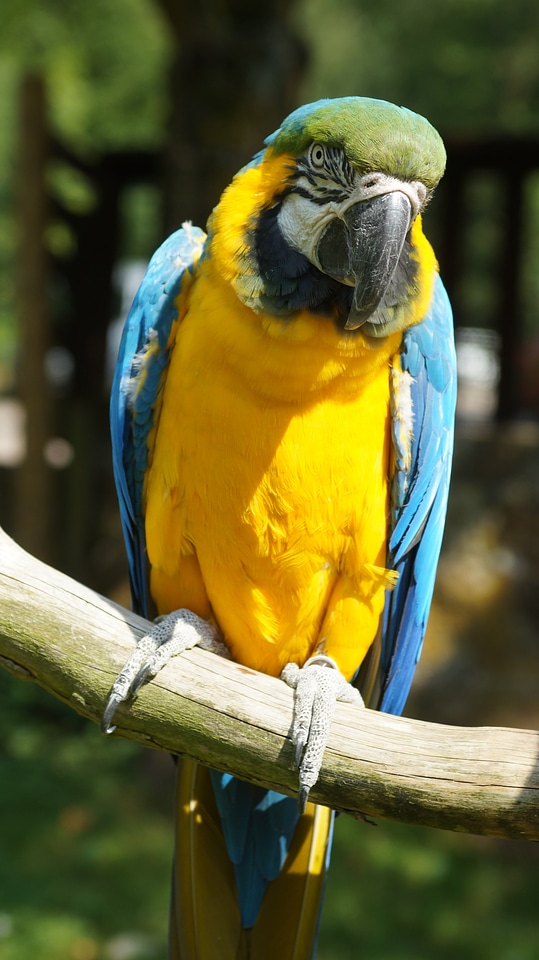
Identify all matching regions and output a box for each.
[266,97,446,190]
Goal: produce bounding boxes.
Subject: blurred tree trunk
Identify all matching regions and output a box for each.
[58,153,122,583]
[156,0,305,230]
[15,74,54,563]
[496,172,524,420]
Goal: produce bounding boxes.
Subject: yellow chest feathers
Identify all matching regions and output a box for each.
[144,264,400,677]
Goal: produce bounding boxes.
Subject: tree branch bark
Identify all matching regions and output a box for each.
[1,526,538,840]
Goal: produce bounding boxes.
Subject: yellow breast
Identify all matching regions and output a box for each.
[144,254,401,679]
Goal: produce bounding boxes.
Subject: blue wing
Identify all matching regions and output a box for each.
[110,223,206,617]
[378,274,457,715]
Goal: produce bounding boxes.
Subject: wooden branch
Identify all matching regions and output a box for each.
[1,526,538,840]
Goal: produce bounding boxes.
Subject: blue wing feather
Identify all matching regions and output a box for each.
[379,275,456,715]
[110,223,206,616]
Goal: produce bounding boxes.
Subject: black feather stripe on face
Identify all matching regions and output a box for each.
[292,147,356,204]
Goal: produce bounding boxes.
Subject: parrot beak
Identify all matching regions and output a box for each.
[316,191,412,331]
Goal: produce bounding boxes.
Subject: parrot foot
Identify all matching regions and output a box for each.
[281,655,363,812]
[102,608,229,734]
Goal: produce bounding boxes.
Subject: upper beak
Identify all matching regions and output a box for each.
[315,191,412,331]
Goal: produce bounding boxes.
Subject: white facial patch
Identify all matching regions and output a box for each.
[276,171,426,271]
[277,190,336,265]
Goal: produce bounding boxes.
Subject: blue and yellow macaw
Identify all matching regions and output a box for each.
[104,97,456,959]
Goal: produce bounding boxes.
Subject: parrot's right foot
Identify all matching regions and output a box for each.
[281,655,363,812]
[101,608,229,734]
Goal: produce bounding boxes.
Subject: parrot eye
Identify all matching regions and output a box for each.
[308,143,327,168]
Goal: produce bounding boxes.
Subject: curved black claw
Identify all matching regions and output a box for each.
[101,693,124,735]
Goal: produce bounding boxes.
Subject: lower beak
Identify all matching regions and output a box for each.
[316,191,412,331]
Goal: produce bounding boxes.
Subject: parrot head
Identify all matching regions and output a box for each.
[210,97,446,338]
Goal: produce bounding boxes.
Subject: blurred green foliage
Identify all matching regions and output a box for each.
[2,670,539,959]
[322,816,539,960]
[297,0,539,136]
[0,0,171,152]
[0,671,171,959]
[0,0,170,388]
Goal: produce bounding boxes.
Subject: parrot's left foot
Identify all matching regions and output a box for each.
[102,609,229,734]
[281,655,363,812]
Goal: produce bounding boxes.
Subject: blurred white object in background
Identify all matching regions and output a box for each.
[455,327,500,421]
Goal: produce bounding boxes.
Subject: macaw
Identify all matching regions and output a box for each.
[103,97,456,959]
